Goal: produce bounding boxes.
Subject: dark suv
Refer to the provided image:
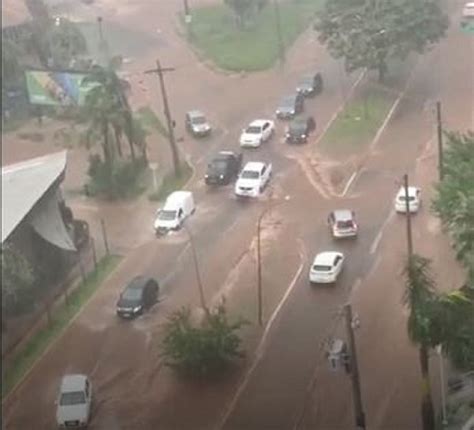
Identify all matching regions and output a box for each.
[285,116,316,144]
[296,72,323,97]
[276,93,304,119]
[116,276,159,319]
[205,151,243,185]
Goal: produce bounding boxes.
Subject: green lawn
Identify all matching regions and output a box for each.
[148,160,193,202]
[2,255,121,399]
[319,85,396,158]
[187,0,324,71]
[136,106,168,138]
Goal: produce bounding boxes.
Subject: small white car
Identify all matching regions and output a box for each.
[395,186,421,213]
[154,191,195,234]
[239,119,274,148]
[235,161,272,197]
[56,374,92,428]
[309,252,344,284]
[462,2,474,17]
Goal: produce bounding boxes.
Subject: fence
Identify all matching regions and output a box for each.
[1,235,106,372]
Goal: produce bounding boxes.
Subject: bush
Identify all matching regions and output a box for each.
[86,155,147,199]
[161,304,247,377]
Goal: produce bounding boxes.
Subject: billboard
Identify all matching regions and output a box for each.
[24,70,98,107]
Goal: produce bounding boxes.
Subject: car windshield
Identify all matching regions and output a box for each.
[159,210,177,220]
[313,265,332,272]
[246,126,262,134]
[241,170,260,179]
[60,391,86,406]
[210,160,228,171]
[281,97,295,108]
[122,287,143,300]
[336,220,354,229]
[300,77,313,86]
[289,120,306,133]
[191,116,206,124]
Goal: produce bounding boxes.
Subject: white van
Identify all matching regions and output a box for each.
[154,191,195,235]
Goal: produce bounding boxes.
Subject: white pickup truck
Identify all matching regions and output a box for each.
[234,161,272,198]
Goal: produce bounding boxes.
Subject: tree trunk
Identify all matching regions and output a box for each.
[113,126,123,158]
[378,62,387,83]
[102,119,111,165]
[124,111,136,160]
[419,346,435,430]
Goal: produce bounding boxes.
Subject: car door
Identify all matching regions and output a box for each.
[333,255,343,276]
[262,122,269,141]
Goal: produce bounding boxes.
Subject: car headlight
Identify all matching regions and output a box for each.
[219,174,224,179]
[302,134,306,138]
[291,110,295,115]
[205,174,209,178]
[133,306,142,313]
[285,133,290,138]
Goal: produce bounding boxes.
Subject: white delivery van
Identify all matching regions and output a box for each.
[154,191,195,234]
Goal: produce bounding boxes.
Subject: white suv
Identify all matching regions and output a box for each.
[56,374,92,428]
[395,186,421,213]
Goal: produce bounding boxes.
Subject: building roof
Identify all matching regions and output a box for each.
[2,0,31,28]
[1,151,67,243]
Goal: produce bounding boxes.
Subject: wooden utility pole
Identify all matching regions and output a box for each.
[145,60,181,175]
[344,303,366,430]
[403,174,413,257]
[436,101,444,181]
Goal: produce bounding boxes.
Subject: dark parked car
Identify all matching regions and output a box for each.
[275,93,304,119]
[116,276,159,319]
[285,116,316,144]
[185,110,211,137]
[296,72,323,97]
[205,151,243,185]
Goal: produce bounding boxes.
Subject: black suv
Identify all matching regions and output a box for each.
[296,72,323,97]
[116,276,159,319]
[205,151,243,185]
[285,116,316,143]
[276,93,304,119]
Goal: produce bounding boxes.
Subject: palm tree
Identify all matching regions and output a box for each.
[403,254,437,430]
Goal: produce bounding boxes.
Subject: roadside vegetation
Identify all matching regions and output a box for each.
[2,255,121,399]
[315,0,448,81]
[148,159,193,202]
[187,0,324,71]
[319,84,395,157]
[161,303,247,377]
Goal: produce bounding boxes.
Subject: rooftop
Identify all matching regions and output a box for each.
[1,151,67,244]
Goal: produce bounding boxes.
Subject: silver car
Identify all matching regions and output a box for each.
[56,374,92,428]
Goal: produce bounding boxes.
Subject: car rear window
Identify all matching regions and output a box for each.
[60,391,86,406]
[313,265,332,272]
[336,220,354,229]
[398,195,416,201]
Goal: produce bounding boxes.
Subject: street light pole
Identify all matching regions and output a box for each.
[183,0,190,16]
[403,174,414,257]
[436,101,444,181]
[344,303,366,430]
[182,223,209,316]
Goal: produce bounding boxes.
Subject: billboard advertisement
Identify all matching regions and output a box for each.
[24,70,98,106]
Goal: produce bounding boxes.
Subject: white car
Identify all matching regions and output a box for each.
[309,252,344,284]
[56,374,92,428]
[395,186,421,213]
[462,2,474,17]
[235,161,272,197]
[239,119,274,148]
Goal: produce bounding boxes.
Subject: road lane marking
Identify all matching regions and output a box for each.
[216,239,305,430]
[370,209,395,255]
[341,170,358,197]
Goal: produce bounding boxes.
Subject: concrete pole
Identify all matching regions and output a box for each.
[403,174,413,257]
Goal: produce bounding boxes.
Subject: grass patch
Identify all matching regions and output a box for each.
[136,106,168,138]
[187,0,324,71]
[148,160,193,201]
[319,85,396,158]
[2,255,121,399]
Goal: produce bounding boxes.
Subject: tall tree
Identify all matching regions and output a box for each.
[432,132,474,282]
[315,0,448,81]
[48,18,87,69]
[403,254,437,430]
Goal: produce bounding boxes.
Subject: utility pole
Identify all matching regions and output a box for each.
[183,0,190,16]
[273,0,285,66]
[403,174,414,257]
[144,60,180,176]
[344,303,366,430]
[436,101,444,181]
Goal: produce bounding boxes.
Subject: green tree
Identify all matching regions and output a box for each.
[403,254,437,430]
[2,40,24,87]
[432,132,474,282]
[48,18,87,69]
[161,304,246,376]
[1,245,36,316]
[224,0,256,28]
[315,0,448,81]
